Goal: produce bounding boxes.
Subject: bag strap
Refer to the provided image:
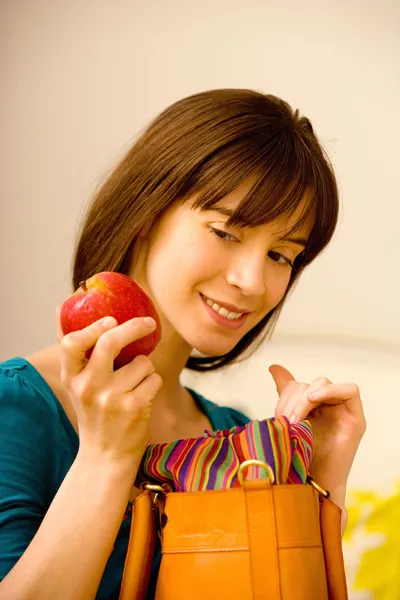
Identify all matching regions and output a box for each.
[320,495,348,600]
[119,489,157,600]
[243,479,282,600]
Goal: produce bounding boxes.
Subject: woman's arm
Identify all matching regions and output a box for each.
[1,455,137,600]
[0,315,162,599]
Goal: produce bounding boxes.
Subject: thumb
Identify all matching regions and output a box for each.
[269,364,295,395]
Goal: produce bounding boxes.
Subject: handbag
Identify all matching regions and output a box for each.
[119,418,348,600]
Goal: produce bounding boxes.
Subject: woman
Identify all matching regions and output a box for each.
[0,88,366,599]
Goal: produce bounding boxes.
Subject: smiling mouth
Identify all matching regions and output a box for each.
[201,294,247,321]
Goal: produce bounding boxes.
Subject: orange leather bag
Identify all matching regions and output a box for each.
[119,461,348,600]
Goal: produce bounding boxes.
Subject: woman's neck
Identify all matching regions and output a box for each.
[145,326,196,417]
[27,324,198,420]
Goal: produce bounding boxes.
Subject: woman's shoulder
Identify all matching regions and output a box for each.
[0,357,78,495]
[0,356,58,410]
[190,388,251,430]
[0,358,77,579]
[0,356,75,441]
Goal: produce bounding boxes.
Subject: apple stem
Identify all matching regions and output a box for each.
[79,280,88,292]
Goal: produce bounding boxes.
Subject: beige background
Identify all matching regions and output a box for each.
[1,0,398,468]
[1,0,399,360]
[1,1,399,436]
[1,1,399,597]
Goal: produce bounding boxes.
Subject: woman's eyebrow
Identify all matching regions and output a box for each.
[278,235,308,247]
[213,207,308,247]
[214,206,235,217]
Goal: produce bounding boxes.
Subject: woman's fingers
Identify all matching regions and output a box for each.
[110,354,156,394]
[87,317,156,373]
[60,316,118,378]
[269,364,300,417]
[269,364,295,395]
[308,382,359,404]
[61,316,156,382]
[124,372,163,414]
[285,376,332,422]
[308,382,366,424]
[275,381,309,417]
[270,368,334,423]
[289,381,364,424]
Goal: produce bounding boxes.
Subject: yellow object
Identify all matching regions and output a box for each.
[344,482,400,600]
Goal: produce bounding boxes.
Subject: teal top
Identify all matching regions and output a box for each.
[0,357,250,599]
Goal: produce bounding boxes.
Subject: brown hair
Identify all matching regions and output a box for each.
[73,88,339,371]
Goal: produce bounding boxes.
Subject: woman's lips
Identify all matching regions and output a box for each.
[200,294,250,330]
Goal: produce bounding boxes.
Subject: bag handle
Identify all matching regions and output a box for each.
[319,494,348,600]
[243,480,282,599]
[307,477,348,600]
[119,488,157,600]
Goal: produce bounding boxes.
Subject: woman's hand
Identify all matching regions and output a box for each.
[59,315,163,470]
[269,364,366,532]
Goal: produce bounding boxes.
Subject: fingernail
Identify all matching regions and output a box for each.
[102,316,117,328]
[308,392,318,401]
[289,413,296,424]
[143,317,156,328]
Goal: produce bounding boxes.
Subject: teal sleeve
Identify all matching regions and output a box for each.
[0,368,58,580]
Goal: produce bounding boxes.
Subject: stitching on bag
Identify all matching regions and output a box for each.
[269,489,282,599]
[165,486,313,500]
[278,542,322,549]
[162,546,249,554]
[162,541,323,552]
[243,486,256,599]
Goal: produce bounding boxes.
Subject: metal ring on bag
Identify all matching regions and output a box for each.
[143,484,164,493]
[238,459,275,486]
[306,476,330,498]
[143,483,168,508]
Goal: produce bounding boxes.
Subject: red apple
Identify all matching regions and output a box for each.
[60,272,162,368]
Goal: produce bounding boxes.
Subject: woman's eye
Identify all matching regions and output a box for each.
[209,227,239,243]
[268,250,293,268]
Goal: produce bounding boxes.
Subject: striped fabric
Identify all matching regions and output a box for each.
[136,416,313,492]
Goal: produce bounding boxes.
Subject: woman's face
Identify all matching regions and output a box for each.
[131,180,310,357]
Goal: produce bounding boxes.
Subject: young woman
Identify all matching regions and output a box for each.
[0,89,366,599]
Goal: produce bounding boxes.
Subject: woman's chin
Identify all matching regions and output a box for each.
[190,338,239,359]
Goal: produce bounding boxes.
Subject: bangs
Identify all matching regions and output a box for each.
[190,125,338,266]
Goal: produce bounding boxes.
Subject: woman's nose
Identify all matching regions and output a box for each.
[225,255,266,297]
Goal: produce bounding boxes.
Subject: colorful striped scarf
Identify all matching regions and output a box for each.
[135,416,313,492]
